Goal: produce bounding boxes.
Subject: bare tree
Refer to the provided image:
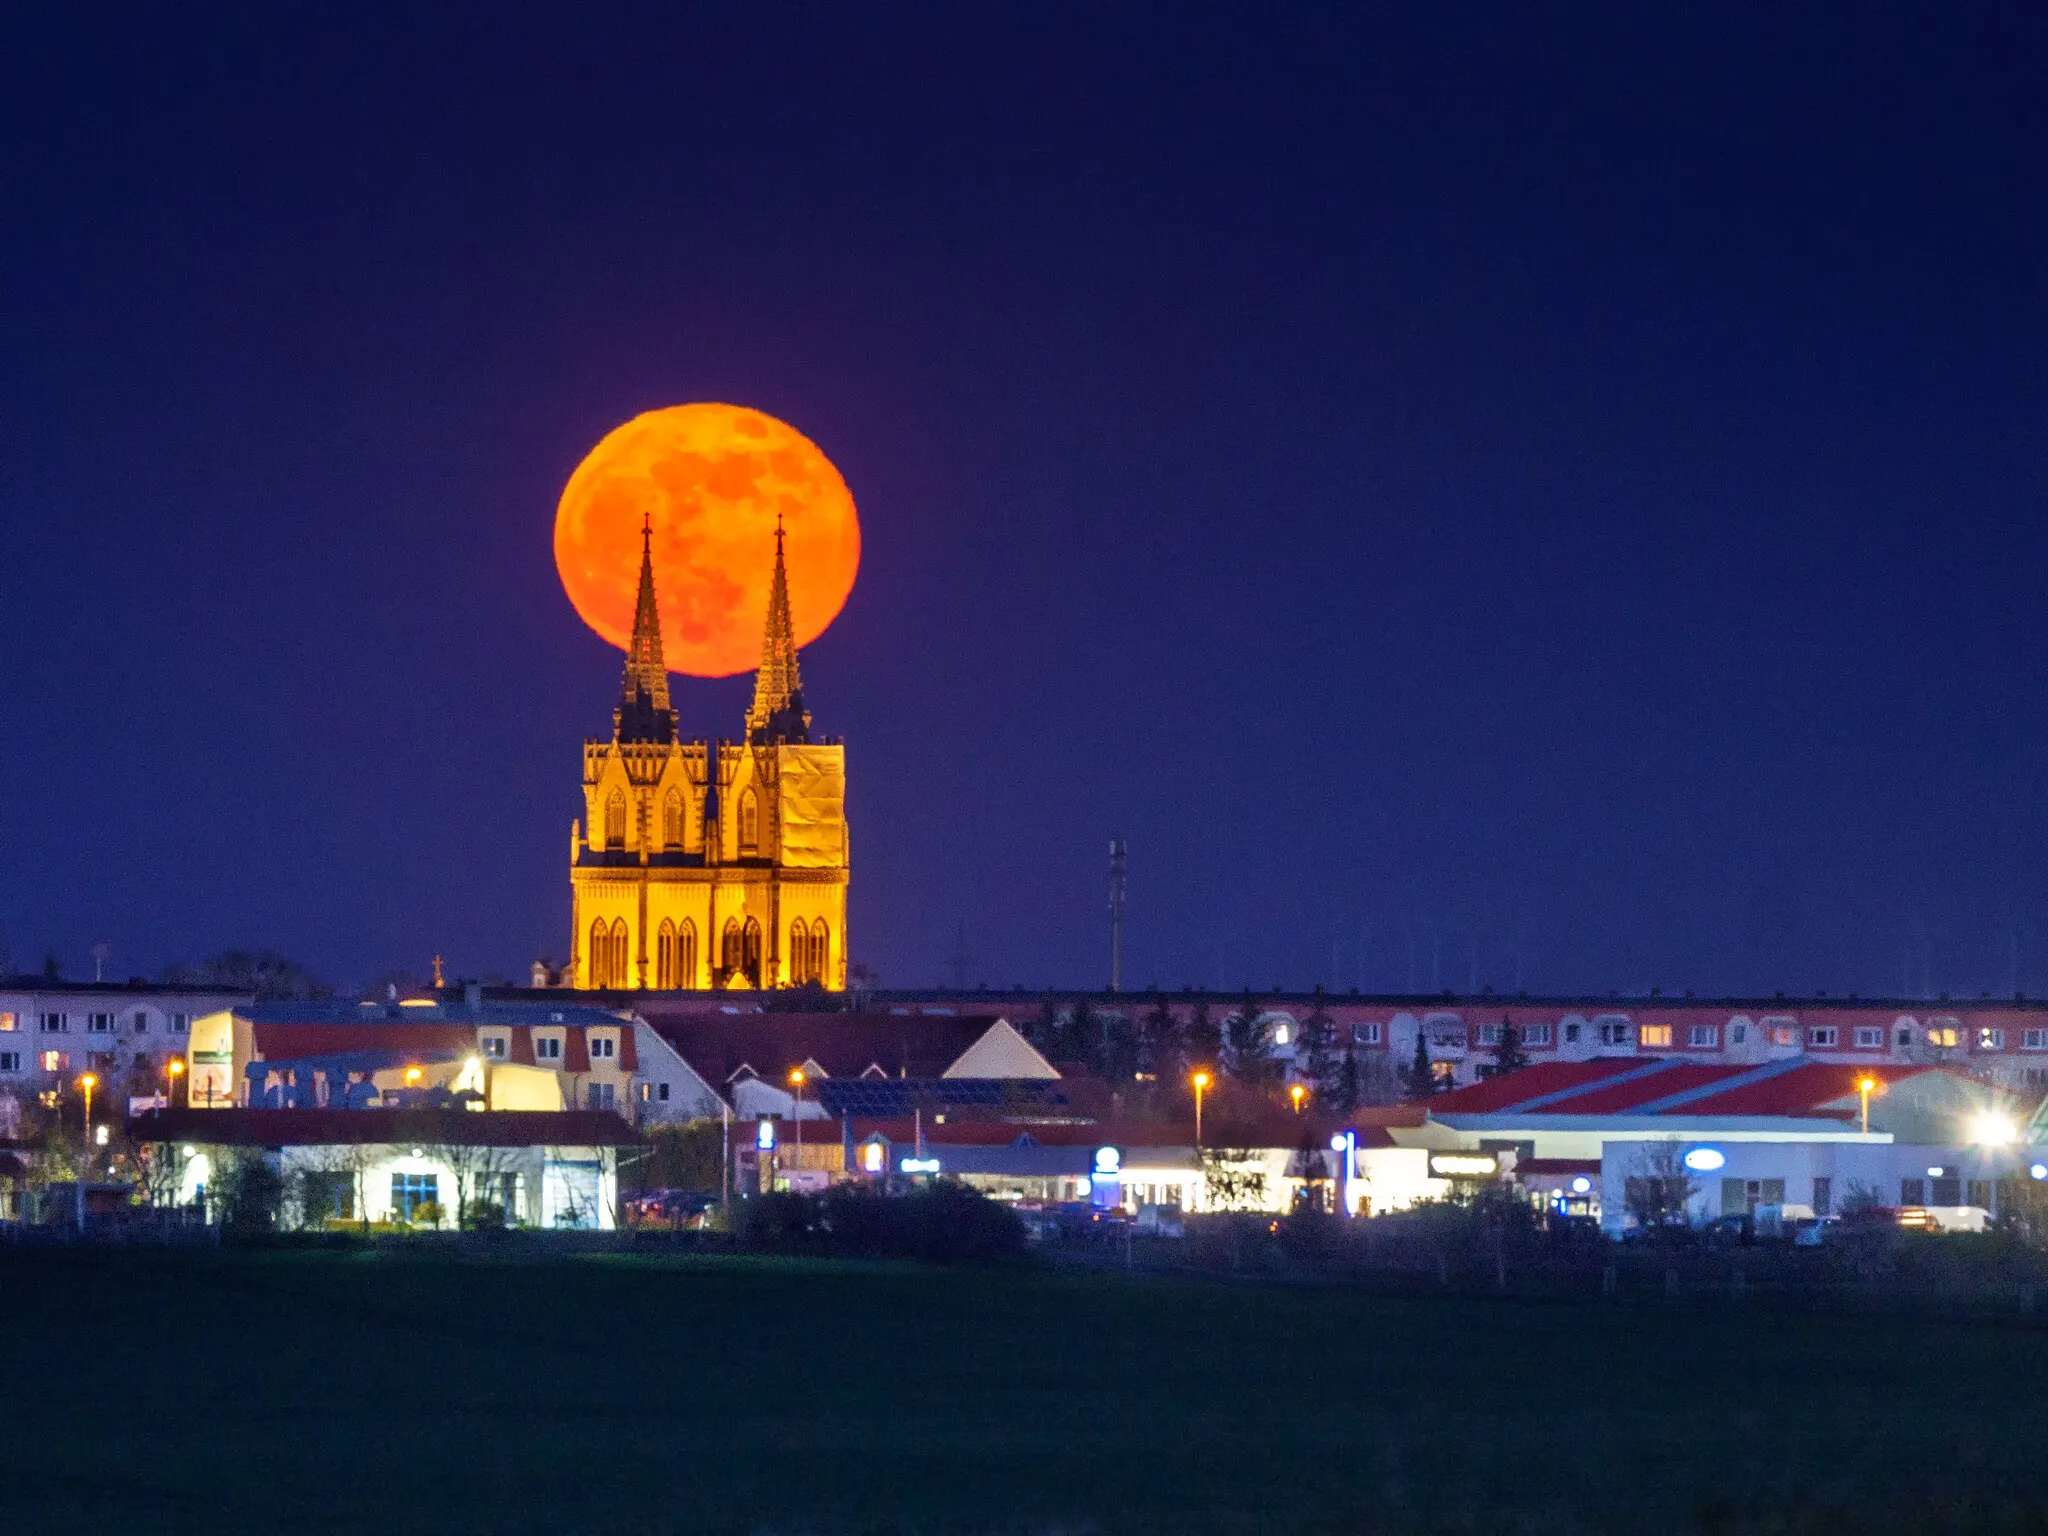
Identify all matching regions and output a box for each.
[1200,1147,1269,1213]
[1622,1142,1696,1233]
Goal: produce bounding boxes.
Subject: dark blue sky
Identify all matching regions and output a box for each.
[4,8,2047,996]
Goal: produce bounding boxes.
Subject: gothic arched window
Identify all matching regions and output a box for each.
[721,918,742,976]
[741,918,762,982]
[656,919,678,988]
[789,918,810,984]
[604,791,627,850]
[809,920,829,987]
[662,788,684,850]
[678,918,697,990]
[609,918,630,989]
[738,789,760,856]
[589,918,613,989]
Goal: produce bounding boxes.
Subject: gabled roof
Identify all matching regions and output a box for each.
[242,1001,627,1027]
[638,1009,1013,1085]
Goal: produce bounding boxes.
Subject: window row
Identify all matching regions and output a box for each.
[7,1011,190,1034]
[599,787,763,855]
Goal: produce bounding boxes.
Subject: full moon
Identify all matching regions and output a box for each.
[553,404,861,678]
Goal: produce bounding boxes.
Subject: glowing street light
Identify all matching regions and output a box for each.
[1289,1083,1308,1114]
[1970,1111,2017,1146]
[404,1065,423,1087]
[79,1072,98,1142]
[1856,1075,1878,1136]
[789,1068,806,1165]
[166,1056,186,1109]
[1191,1070,1211,1148]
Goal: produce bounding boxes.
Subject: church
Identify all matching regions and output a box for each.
[569,519,849,991]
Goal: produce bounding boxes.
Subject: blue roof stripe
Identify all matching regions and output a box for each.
[1497,1058,1685,1113]
[1625,1055,1811,1115]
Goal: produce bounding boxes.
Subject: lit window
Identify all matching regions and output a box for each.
[1853,1026,1883,1049]
[0,1052,19,1073]
[535,1036,562,1061]
[1687,1025,1718,1048]
[639,1082,650,1102]
[590,1035,617,1060]
[1638,1025,1672,1048]
[1272,1023,1290,1046]
[39,1050,65,1072]
[479,1036,507,1059]
[1977,1028,2004,1051]
[0,1012,16,1032]
[1766,1021,1798,1047]
[390,1172,439,1223]
[1807,1026,1838,1048]
[1928,1026,1959,1049]
[1353,1022,1383,1045]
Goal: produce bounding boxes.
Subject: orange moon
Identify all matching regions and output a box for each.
[553,403,861,678]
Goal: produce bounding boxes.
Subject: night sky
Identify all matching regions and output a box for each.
[4,9,2047,997]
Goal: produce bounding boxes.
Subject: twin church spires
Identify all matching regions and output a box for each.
[615,513,811,747]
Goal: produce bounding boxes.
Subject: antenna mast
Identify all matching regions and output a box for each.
[1108,838,1127,992]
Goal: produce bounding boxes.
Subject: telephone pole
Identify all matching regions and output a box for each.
[1108,838,1127,992]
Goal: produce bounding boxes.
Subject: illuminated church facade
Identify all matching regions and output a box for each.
[569,520,848,991]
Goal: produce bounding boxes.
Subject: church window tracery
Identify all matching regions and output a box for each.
[604,791,627,850]
[738,789,760,856]
[662,788,684,850]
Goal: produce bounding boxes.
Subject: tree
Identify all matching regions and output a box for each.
[1139,992,1182,1081]
[1296,988,1341,1100]
[1401,1025,1439,1100]
[1023,997,1062,1058]
[1621,1142,1696,1233]
[1098,1005,1140,1087]
[636,1121,725,1195]
[1329,1042,1363,1114]
[1224,992,1272,1087]
[1185,997,1220,1067]
[1061,995,1102,1072]
[161,950,332,1002]
[436,1141,525,1228]
[1290,1124,1331,1214]
[1480,1018,1529,1080]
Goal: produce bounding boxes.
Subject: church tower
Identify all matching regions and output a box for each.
[569,519,850,991]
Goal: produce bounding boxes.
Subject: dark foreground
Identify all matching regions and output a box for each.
[5,1246,2048,1535]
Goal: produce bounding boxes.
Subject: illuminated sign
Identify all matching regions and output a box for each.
[899,1156,941,1174]
[1092,1146,1122,1176]
[1681,1147,1725,1173]
[1429,1153,1498,1177]
[756,1120,776,1151]
[1570,1175,1593,1195]
[861,1142,884,1174]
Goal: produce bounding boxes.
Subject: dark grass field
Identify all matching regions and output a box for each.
[6,1246,2048,1535]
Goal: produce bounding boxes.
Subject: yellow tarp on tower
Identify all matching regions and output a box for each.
[777,745,847,867]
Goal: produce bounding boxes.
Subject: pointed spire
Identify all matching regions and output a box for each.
[615,513,676,744]
[747,513,812,744]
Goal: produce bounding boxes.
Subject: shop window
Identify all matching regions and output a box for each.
[390,1172,439,1222]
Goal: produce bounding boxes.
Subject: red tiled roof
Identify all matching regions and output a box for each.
[1427,1059,1649,1113]
[129,1107,641,1147]
[563,1026,590,1074]
[1432,1059,1945,1118]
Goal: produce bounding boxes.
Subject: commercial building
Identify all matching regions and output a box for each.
[136,1107,636,1229]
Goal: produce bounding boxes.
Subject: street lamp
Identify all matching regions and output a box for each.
[166,1057,186,1109]
[1856,1075,1877,1136]
[1289,1083,1308,1114]
[1191,1070,1211,1148]
[788,1068,806,1169]
[79,1072,98,1146]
